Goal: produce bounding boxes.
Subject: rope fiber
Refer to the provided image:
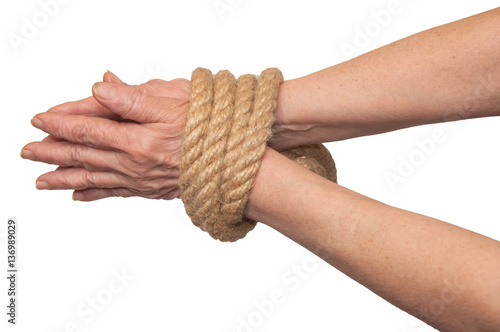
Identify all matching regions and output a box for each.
[179,67,337,242]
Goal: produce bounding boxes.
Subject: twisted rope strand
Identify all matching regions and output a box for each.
[220,75,258,223]
[191,71,236,236]
[180,67,337,242]
[180,68,213,222]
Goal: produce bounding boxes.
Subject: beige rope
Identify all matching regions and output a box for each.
[180,67,337,242]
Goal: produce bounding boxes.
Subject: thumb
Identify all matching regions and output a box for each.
[92,82,168,123]
[103,70,125,84]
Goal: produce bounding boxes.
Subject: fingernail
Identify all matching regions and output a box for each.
[93,82,116,100]
[36,181,50,190]
[31,116,44,129]
[20,149,35,160]
[73,192,84,201]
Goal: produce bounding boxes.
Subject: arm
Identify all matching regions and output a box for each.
[270,7,500,150]
[245,147,500,331]
[23,8,500,198]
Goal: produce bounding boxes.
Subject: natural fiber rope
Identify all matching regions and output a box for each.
[180,67,337,242]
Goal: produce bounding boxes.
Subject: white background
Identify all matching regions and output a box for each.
[1,0,499,331]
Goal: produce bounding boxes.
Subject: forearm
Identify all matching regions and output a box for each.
[245,147,500,331]
[270,7,500,150]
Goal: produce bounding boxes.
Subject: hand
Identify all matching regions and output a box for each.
[21,72,191,201]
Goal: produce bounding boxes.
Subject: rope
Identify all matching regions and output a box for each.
[179,67,337,242]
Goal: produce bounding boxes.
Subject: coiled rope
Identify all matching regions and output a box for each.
[180,68,337,242]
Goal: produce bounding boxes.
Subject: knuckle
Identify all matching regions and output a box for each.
[71,120,91,143]
[147,79,164,87]
[127,147,148,165]
[141,177,170,193]
[139,184,156,196]
[57,171,73,188]
[123,162,145,179]
[124,87,146,117]
[56,175,69,188]
[68,145,95,170]
[143,179,160,192]
[115,175,129,188]
[128,133,157,160]
[85,171,96,187]
[140,136,157,155]
[133,165,150,180]
[135,84,148,94]
[69,144,83,165]
[85,171,104,189]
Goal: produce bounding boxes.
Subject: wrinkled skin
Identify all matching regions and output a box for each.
[21,72,191,201]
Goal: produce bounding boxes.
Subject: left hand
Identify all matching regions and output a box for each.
[21,71,191,201]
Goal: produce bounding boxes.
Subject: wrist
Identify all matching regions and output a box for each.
[244,147,313,229]
[269,78,318,151]
[271,74,344,151]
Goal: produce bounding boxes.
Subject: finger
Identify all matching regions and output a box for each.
[47,96,119,120]
[72,187,137,201]
[72,186,181,201]
[140,78,191,100]
[22,141,126,172]
[92,82,177,123]
[41,135,64,143]
[104,70,125,84]
[31,112,140,150]
[36,167,128,190]
[108,75,179,97]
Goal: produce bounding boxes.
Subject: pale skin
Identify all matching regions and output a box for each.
[21,7,500,332]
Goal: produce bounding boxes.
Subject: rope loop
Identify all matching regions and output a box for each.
[180,68,337,242]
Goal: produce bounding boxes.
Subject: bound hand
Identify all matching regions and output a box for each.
[21,72,190,201]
